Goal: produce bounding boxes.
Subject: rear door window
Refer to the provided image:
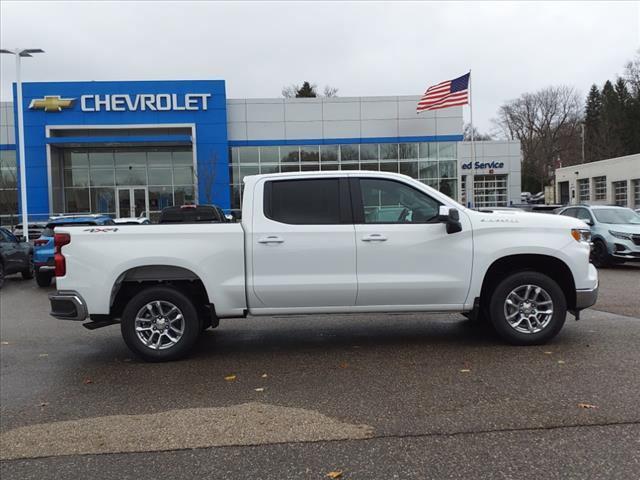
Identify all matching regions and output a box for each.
[264,178,344,225]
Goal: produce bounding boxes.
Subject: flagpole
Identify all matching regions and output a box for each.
[468,70,475,208]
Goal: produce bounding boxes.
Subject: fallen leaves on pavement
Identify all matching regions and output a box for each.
[224,374,237,382]
[83,378,93,385]
[326,471,343,479]
[578,403,598,409]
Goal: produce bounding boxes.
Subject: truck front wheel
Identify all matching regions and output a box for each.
[121,287,201,362]
[489,271,567,345]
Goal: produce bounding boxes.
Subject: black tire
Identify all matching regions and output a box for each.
[0,262,4,289]
[121,286,201,362]
[488,271,567,346]
[22,256,34,280]
[35,270,53,287]
[590,239,611,268]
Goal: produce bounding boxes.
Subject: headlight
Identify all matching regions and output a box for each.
[609,230,632,240]
[571,228,591,243]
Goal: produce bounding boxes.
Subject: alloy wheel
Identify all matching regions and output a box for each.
[503,284,554,334]
[134,300,185,350]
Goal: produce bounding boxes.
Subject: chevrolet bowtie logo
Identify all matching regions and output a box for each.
[28,95,75,112]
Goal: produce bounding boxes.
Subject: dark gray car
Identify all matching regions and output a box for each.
[0,227,34,288]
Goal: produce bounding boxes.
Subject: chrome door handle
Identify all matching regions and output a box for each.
[361,234,387,242]
[258,236,284,244]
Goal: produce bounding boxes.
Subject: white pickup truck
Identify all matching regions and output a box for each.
[49,171,598,361]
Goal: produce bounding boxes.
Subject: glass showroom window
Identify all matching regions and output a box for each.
[593,176,606,200]
[612,180,628,207]
[228,142,457,214]
[55,147,193,218]
[0,149,18,224]
[577,178,590,202]
[474,175,508,208]
[633,179,640,208]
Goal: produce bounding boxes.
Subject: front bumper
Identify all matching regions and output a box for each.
[575,282,598,310]
[49,290,88,321]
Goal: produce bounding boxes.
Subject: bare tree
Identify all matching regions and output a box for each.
[624,48,640,97]
[493,86,582,192]
[463,123,492,141]
[323,85,339,98]
[194,152,218,205]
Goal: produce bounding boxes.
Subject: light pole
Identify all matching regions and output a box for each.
[0,48,44,238]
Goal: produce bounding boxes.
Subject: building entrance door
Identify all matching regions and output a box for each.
[559,181,569,205]
[117,187,149,218]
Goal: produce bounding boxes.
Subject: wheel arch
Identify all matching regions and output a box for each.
[480,254,577,311]
[109,265,214,321]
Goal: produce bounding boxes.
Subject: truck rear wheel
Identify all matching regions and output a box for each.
[489,271,567,345]
[121,286,201,362]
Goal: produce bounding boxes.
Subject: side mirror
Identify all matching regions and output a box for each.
[585,219,594,226]
[438,206,462,234]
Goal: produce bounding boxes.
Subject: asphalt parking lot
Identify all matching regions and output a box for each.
[1,266,639,479]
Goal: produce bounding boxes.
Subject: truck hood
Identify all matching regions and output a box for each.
[467,209,587,230]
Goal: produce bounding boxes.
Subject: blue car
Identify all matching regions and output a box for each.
[34,215,115,287]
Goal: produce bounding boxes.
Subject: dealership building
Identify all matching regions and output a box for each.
[555,153,640,209]
[0,80,521,222]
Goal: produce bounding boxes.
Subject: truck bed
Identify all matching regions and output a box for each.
[55,223,247,317]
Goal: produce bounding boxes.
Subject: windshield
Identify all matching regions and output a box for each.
[593,208,640,225]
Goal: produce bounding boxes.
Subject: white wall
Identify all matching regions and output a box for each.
[458,140,522,205]
[0,102,15,145]
[226,96,463,142]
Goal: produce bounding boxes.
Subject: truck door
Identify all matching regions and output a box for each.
[250,177,357,309]
[351,177,473,308]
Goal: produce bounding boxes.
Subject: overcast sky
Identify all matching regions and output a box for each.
[1,1,638,132]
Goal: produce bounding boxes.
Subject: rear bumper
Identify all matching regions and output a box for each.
[49,290,88,321]
[35,258,55,271]
[575,282,598,310]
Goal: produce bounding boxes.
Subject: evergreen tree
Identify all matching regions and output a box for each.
[584,84,603,162]
[296,82,317,98]
[614,77,639,155]
[600,80,626,158]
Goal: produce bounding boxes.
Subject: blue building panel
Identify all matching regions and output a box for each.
[13,80,230,216]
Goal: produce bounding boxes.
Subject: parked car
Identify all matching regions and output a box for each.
[34,215,115,287]
[557,204,640,267]
[12,222,47,241]
[113,217,151,225]
[49,171,598,362]
[158,204,227,224]
[0,227,34,288]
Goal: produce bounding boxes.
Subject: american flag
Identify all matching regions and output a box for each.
[417,72,470,113]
